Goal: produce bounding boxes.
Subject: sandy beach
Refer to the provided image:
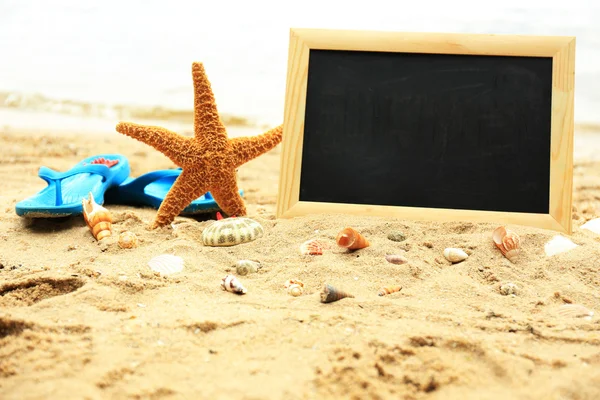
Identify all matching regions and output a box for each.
[1,123,600,400]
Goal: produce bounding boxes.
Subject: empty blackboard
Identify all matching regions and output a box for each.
[277,29,575,233]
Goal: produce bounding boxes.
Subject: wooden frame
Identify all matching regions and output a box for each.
[276,28,576,233]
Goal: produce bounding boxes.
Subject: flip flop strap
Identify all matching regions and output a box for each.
[121,168,183,194]
[38,164,114,206]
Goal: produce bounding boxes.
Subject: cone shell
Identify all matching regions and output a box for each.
[492,226,521,261]
[202,217,263,247]
[385,254,408,265]
[443,248,468,263]
[82,192,112,241]
[118,231,139,249]
[320,284,355,303]
[221,274,247,295]
[234,259,261,276]
[287,284,304,297]
[336,227,370,250]
[378,285,402,296]
[300,239,324,255]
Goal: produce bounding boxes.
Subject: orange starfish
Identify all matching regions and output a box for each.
[115,62,283,229]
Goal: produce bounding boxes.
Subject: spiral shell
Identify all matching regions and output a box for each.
[300,239,324,255]
[385,254,408,265]
[443,248,468,263]
[287,284,304,297]
[320,284,354,303]
[492,226,521,261]
[118,231,139,249]
[377,285,402,296]
[148,254,184,276]
[336,227,370,250]
[202,217,263,247]
[234,259,261,276]
[221,274,247,295]
[82,192,112,241]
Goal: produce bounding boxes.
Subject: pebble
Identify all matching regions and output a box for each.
[387,231,406,242]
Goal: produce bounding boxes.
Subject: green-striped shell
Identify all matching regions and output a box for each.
[202,217,264,247]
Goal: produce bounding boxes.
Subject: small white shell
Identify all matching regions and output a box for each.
[580,218,600,234]
[385,254,408,265]
[443,248,468,263]
[148,254,184,276]
[557,304,594,319]
[544,235,578,257]
[287,284,304,297]
[221,274,247,295]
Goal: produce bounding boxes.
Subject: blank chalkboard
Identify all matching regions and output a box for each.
[277,29,575,233]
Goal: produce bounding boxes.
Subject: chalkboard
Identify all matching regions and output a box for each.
[277,29,576,233]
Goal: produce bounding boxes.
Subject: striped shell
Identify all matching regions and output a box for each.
[202,217,264,247]
[82,192,112,241]
[148,254,184,276]
[221,274,247,295]
[385,254,408,265]
[492,226,521,261]
[557,304,594,319]
[377,285,402,296]
[299,239,324,255]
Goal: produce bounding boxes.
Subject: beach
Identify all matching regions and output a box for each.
[1,122,600,399]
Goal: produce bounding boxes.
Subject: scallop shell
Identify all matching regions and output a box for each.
[443,248,468,263]
[82,192,112,241]
[336,227,370,250]
[221,274,247,295]
[148,254,184,276]
[556,304,594,319]
[377,285,402,296]
[580,218,600,234]
[300,239,324,255]
[118,231,139,249]
[234,259,261,276]
[492,226,521,261]
[287,284,304,297]
[320,284,354,303]
[202,217,263,247]
[385,254,408,265]
[544,235,578,257]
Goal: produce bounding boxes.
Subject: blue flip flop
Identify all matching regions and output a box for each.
[15,154,130,218]
[104,168,244,215]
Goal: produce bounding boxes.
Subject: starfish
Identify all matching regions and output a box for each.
[115,62,283,229]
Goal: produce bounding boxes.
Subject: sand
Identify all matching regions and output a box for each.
[1,124,600,400]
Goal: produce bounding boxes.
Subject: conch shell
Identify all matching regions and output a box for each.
[221,274,247,295]
[377,285,402,296]
[320,284,354,303]
[492,226,521,261]
[336,227,370,250]
[82,192,112,241]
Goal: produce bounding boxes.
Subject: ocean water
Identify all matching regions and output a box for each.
[0,0,598,128]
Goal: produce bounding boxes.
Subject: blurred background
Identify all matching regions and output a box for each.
[0,0,598,134]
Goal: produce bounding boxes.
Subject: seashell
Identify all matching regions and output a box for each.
[234,259,261,276]
[387,231,406,242]
[544,235,578,257]
[377,285,402,296]
[499,282,518,296]
[202,217,263,247]
[300,239,324,255]
[320,284,355,303]
[336,227,370,250]
[82,192,112,241]
[284,279,304,288]
[287,284,304,297]
[443,248,468,263]
[385,254,408,265]
[148,254,184,275]
[580,218,600,234]
[221,274,247,295]
[556,304,594,319]
[118,231,139,249]
[492,226,521,261]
